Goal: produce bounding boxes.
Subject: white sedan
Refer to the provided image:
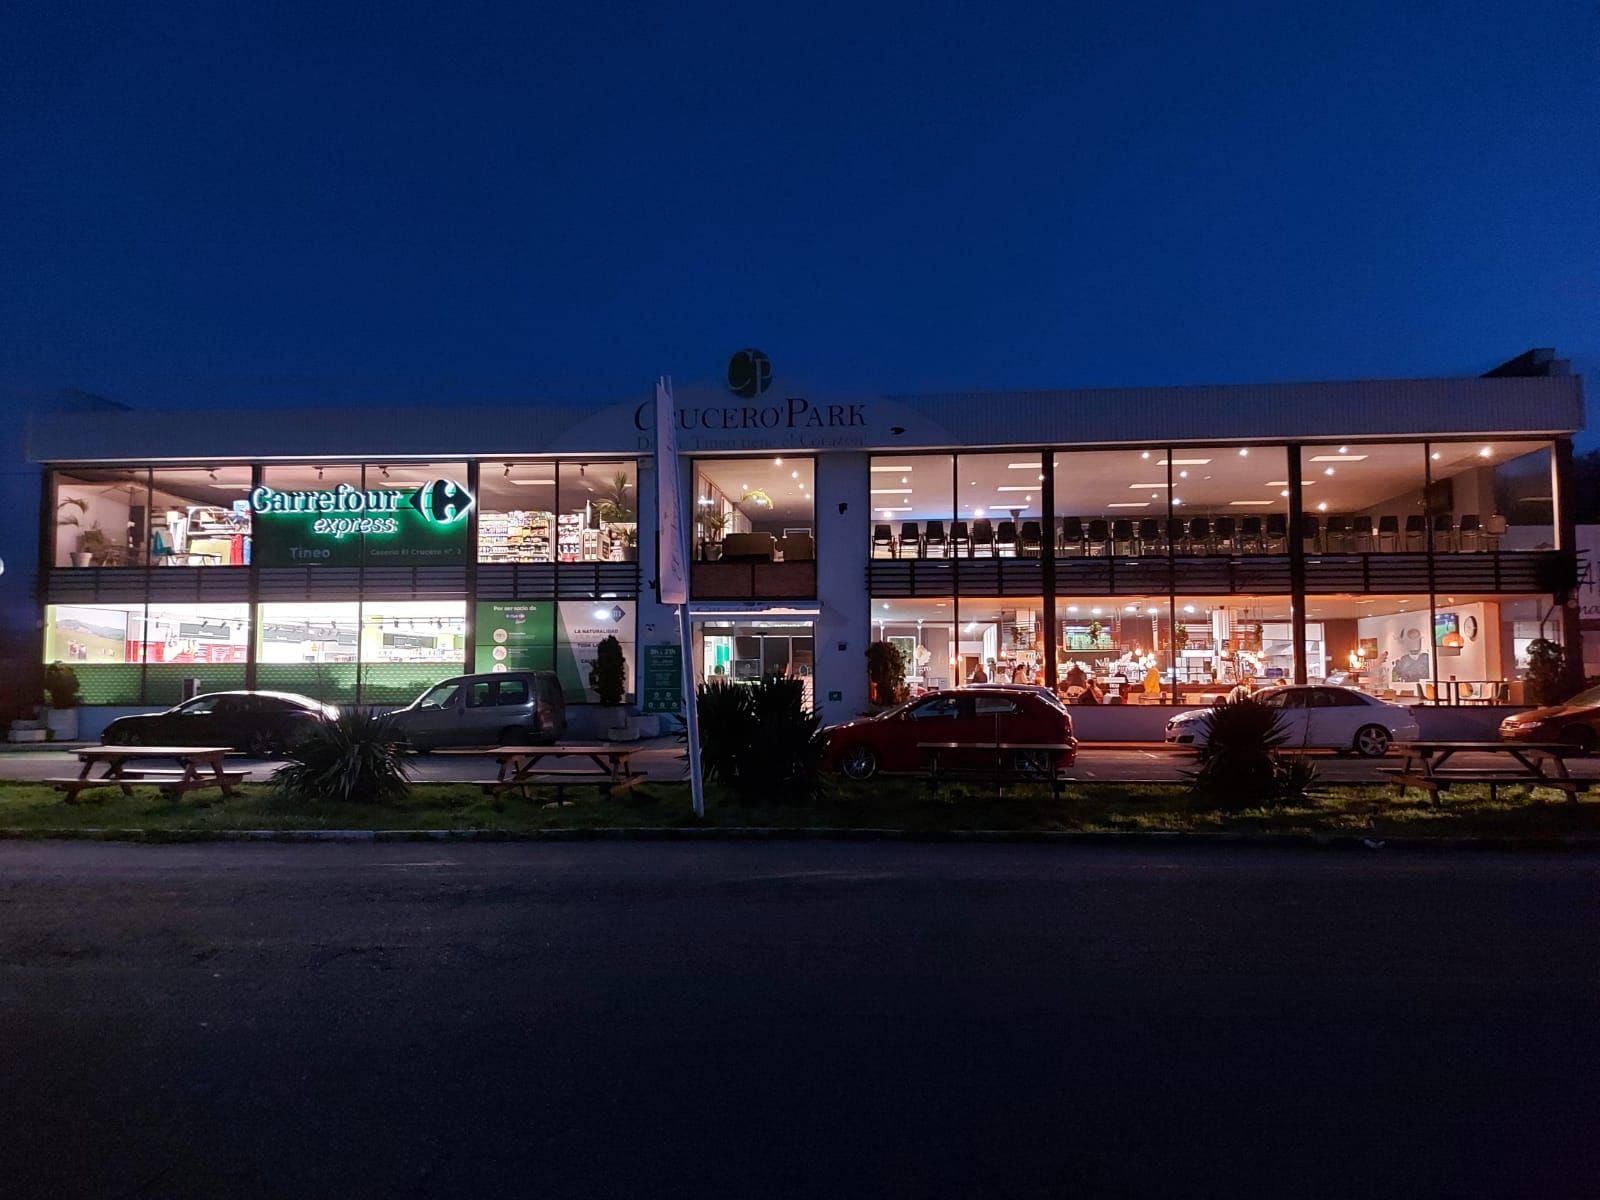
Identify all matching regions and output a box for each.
[1164,685,1420,757]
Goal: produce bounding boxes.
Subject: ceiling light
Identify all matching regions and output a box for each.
[1179,470,1188,478]
[1130,482,1170,489]
[1183,605,1196,614]
[899,477,907,484]
[791,470,799,479]
[1157,458,1212,466]
[1141,451,1150,459]
[774,457,782,465]
[970,480,977,486]
[509,478,556,485]
[1310,454,1367,462]
[1229,499,1273,506]
[1106,501,1148,508]
[1338,446,1348,454]
[1172,498,1182,506]
[1265,480,1287,486]
[1280,490,1290,498]
[973,508,985,517]
[1090,607,1103,616]
[1324,468,1335,476]
[1238,448,1249,457]
[1317,501,1328,512]
[870,488,912,495]
[871,464,914,472]
[1146,607,1158,615]
[1066,605,1079,614]
[1007,462,1038,469]
[1479,447,1493,458]
[995,486,1034,492]
[1125,604,1138,612]
[1431,451,1441,460]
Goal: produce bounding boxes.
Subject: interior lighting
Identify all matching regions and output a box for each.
[1179,470,1188,478]
[973,507,985,517]
[1066,606,1079,613]
[995,486,1033,493]
[1183,605,1196,614]
[1280,490,1290,498]
[1007,462,1038,469]
[1310,454,1367,462]
[1106,502,1148,508]
[1229,499,1273,506]
[791,470,799,479]
[1090,607,1103,616]
[1146,607,1158,615]
[1125,604,1138,612]
[1339,446,1348,454]
[1141,451,1151,460]
[1238,448,1249,457]
[1431,451,1442,460]
[1324,467,1335,476]
[774,457,782,465]
[871,464,914,472]
[1479,446,1493,458]
[1317,501,1328,512]
[1129,482,1171,489]
[1157,458,1212,466]
[510,478,556,485]
[870,488,912,495]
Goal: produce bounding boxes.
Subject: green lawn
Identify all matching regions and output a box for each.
[1,777,1598,840]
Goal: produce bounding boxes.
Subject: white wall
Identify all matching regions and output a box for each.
[815,452,869,726]
[55,483,133,567]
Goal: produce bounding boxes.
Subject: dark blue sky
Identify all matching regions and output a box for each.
[2,0,1595,423]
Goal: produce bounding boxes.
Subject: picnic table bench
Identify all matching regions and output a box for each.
[49,746,247,803]
[434,744,646,802]
[1380,741,1590,804]
[919,741,1076,799]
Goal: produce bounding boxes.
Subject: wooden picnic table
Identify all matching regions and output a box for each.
[50,745,247,803]
[1382,741,1588,804]
[919,741,1076,799]
[435,744,646,801]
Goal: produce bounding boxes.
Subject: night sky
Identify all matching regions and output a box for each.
[1,1,1594,419]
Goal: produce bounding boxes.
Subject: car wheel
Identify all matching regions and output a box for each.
[839,744,878,781]
[1353,724,1391,758]
[1559,725,1596,755]
[113,729,143,747]
[245,730,281,758]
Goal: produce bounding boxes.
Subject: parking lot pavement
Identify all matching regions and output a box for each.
[3,742,1598,786]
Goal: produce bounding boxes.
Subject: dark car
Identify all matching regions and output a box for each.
[822,686,1077,781]
[1499,683,1600,753]
[101,691,338,757]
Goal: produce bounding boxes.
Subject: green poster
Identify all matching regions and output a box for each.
[474,602,555,673]
[251,478,472,567]
[641,644,683,713]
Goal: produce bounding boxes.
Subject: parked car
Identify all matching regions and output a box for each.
[1164,685,1419,756]
[823,686,1077,781]
[387,670,567,751]
[1499,683,1600,753]
[101,691,337,757]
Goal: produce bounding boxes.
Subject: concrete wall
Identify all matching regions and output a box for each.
[815,452,869,728]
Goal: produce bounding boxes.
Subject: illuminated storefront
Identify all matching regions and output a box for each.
[26,350,1585,727]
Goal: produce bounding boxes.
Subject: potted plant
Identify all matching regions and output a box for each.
[56,498,89,566]
[596,472,634,525]
[619,525,639,562]
[866,641,907,707]
[41,662,82,741]
[78,526,115,567]
[697,509,728,561]
[589,635,635,740]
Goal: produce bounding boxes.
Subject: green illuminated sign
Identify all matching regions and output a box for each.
[251,479,473,567]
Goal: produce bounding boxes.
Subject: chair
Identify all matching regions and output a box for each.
[1019,520,1043,558]
[1212,516,1237,553]
[1086,519,1111,556]
[721,532,777,561]
[1324,515,1351,552]
[899,521,922,558]
[1351,515,1374,552]
[1457,681,1477,704]
[1265,513,1288,551]
[1137,518,1161,555]
[949,520,972,557]
[971,518,996,556]
[1376,515,1399,552]
[1166,517,1189,554]
[1299,514,1321,553]
[1432,514,1455,552]
[1188,517,1212,554]
[1403,514,1426,550]
[1458,514,1482,551]
[1111,519,1135,555]
[1484,514,1507,551]
[1239,516,1264,553]
[1420,681,1437,703]
[923,520,947,558]
[872,524,894,558]
[995,521,1018,557]
[777,533,814,562]
[1060,517,1086,556]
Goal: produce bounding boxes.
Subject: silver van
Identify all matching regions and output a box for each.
[390,671,566,751]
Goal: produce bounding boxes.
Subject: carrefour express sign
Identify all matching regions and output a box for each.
[250,479,473,566]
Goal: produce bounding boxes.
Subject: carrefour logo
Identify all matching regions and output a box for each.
[250,479,473,540]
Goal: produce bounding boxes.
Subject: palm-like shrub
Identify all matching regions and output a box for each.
[696,676,824,802]
[1189,695,1317,809]
[273,708,412,805]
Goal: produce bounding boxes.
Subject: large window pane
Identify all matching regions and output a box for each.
[1165,446,1289,555]
[1052,450,1159,556]
[558,460,639,562]
[1168,597,1301,702]
[478,461,557,562]
[693,618,814,707]
[1430,440,1554,551]
[43,603,144,703]
[1299,443,1427,552]
[52,468,150,567]
[148,467,253,566]
[871,597,956,694]
[869,454,952,558]
[956,597,1045,684]
[256,602,359,703]
[556,601,635,702]
[957,453,1042,556]
[692,457,812,563]
[358,601,466,704]
[141,603,250,702]
[1056,596,1166,701]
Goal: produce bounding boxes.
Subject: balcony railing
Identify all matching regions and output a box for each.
[691,560,816,600]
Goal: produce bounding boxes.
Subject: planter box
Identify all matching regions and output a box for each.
[44,708,79,741]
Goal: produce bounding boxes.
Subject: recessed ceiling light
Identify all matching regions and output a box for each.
[1229,499,1273,506]
[1310,454,1366,462]
[1324,468,1335,476]
[1091,607,1103,616]
[1130,482,1170,489]
[1179,470,1189,478]
[1141,451,1151,460]
[1431,451,1441,460]
[1338,447,1348,454]
[1067,606,1079,614]
[1006,462,1037,469]
[791,470,798,479]
[774,457,782,466]
[1317,501,1328,512]
[1106,501,1149,507]
[1125,604,1138,612]
[995,486,1033,492]
[1157,458,1212,466]
[869,488,912,495]
[1479,447,1493,458]
[1280,490,1290,498]
[1183,605,1196,614]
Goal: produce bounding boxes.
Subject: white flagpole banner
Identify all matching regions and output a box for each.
[655,377,688,606]
[655,376,705,817]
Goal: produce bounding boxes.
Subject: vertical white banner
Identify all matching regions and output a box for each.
[655,377,688,605]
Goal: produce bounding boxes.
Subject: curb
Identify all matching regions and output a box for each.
[2,826,1598,851]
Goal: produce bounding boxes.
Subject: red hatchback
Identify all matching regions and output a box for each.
[823,687,1077,781]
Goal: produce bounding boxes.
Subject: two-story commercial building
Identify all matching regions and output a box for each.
[25,349,1584,738]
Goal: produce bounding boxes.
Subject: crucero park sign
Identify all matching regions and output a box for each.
[250,478,473,565]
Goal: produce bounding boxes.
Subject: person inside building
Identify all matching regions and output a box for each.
[1065,662,1087,689]
[1075,677,1104,705]
[969,661,988,684]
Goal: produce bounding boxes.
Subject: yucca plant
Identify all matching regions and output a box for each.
[273,708,412,805]
[696,676,825,803]
[1188,696,1288,810]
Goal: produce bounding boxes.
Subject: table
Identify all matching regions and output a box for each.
[1382,741,1587,803]
[919,741,1075,800]
[51,746,246,803]
[436,744,645,801]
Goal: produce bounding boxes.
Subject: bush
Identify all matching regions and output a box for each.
[1525,638,1580,707]
[42,662,81,709]
[1188,696,1319,810]
[272,708,412,805]
[589,635,627,706]
[866,641,907,705]
[696,676,824,803]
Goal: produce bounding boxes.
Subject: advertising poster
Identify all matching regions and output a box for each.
[473,602,555,673]
[641,644,683,713]
[252,478,473,567]
[555,601,635,703]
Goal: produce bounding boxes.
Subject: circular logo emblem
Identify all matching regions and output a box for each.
[411,479,474,525]
[492,628,508,644]
[726,349,772,398]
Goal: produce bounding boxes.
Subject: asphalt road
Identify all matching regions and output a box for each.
[5,743,1598,785]
[1,841,1596,1198]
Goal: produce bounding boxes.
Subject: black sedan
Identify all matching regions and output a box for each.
[101,691,338,757]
